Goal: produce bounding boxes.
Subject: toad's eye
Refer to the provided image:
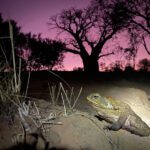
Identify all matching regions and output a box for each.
[93,95,99,99]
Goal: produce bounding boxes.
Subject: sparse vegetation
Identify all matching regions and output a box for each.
[48,83,61,106]
[60,82,82,115]
[0,22,23,118]
[48,82,82,116]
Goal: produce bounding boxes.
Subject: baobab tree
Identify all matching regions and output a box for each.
[49,0,131,72]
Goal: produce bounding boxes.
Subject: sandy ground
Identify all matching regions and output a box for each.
[0,72,150,150]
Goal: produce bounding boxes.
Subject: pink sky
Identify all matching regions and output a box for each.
[0,0,150,70]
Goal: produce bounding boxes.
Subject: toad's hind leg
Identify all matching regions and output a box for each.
[104,113,128,131]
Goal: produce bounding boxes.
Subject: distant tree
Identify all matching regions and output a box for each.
[73,67,83,72]
[0,14,27,71]
[99,62,106,71]
[49,0,131,72]
[124,63,134,72]
[27,34,65,70]
[0,14,65,71]
[138,58,150,71]
[109,60,124,72]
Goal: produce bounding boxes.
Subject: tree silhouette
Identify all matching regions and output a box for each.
[109,60,124,72]
[0,14,27,71]
[0,14,65,71]
[138,58,150,71]
[27,34,65,70]
[49,0,130,72]
[124,63,134,73]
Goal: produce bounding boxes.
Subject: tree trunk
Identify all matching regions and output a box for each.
[82,56,99,73]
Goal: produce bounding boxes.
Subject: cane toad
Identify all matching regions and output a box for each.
[87,93,150,137]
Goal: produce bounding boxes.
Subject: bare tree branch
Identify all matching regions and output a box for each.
[63,48,80,55]
[98,52,114,59]
[142,37,150,55]
[131,19,150,35]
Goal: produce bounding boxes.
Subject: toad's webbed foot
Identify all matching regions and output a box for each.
[104,113,128,131]
[104,122,122,131]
